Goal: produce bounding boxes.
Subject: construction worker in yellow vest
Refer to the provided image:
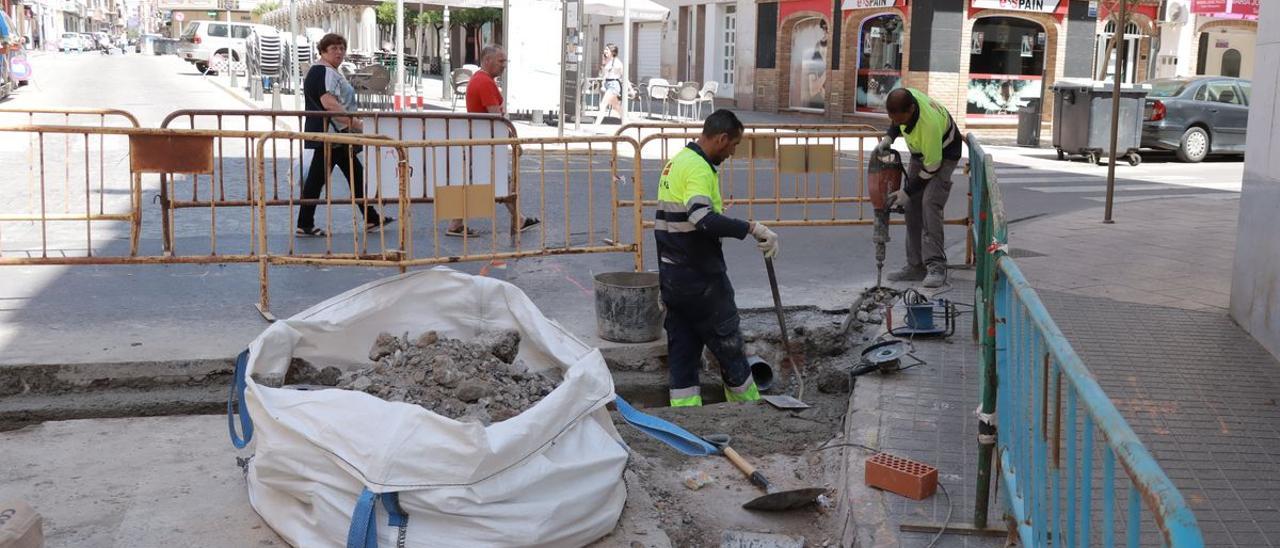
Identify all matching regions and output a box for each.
[655,110,780,407]
[875,88,964,288]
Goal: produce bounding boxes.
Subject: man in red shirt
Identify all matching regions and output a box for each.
[451,44,539,236]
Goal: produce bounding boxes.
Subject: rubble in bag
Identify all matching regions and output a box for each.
[287,330,558,425]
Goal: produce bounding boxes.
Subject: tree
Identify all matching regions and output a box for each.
[417,10,444,70]
[251,0,279,18]
[1096,0,1137,81]
[452,7,501,63]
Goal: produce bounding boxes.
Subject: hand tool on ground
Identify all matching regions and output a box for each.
[868,149,905,288]
[764,257,806,404]
[612,398,824,511]
[704,434,826,511]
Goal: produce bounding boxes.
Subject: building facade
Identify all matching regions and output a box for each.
[745,0,1097,136]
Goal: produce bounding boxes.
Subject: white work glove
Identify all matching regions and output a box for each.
[885,189,909,209]
[875,137,894,161]
[750,222,779,259]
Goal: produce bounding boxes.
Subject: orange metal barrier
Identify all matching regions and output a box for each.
[625,130,974,262]
[157,110,520,255]
[251,133,644,312]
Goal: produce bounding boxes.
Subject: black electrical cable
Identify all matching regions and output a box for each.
[924,482,953,548]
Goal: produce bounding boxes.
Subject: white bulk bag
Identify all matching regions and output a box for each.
[232,268,628,547]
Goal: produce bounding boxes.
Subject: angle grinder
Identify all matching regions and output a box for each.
[868,149,905,287]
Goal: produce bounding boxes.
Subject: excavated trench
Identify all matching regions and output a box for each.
[606,302,897,547]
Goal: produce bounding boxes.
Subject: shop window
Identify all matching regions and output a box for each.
[967,17,1046,119]
[1221,49,1241,78]
[854,14,904,113]
[788,17,829,110]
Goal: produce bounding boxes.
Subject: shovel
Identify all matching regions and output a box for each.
[704,434,826,511]
[764,257,807,405]
[612,398,824,511]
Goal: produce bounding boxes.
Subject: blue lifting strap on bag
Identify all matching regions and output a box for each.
[227,349,254,449]
[347,488,409,548]
[612,396,717,456]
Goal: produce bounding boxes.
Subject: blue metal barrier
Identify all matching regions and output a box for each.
[968,134,1204,546]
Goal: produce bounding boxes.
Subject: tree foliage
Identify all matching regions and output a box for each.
[251,0,280,18]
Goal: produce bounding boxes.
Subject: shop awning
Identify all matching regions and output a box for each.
[840,0,904,10]
[582,0,669,22]
[1190,0,1258,20]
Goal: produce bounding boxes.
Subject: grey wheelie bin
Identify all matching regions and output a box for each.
[1050,79,1149,166]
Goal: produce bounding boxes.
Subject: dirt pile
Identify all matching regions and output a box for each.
[285,330,557,425]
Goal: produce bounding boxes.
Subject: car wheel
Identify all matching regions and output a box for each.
[195,62,209,73]
[1176,127,1209,163]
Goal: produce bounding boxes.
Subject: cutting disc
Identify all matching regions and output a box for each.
[862,340,909,364]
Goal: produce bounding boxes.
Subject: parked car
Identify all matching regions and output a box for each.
[59,32,86,52]
[1142,76,1251,163]
[178,20,274,73]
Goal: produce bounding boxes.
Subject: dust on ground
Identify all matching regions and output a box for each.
[284,330,557,425]
[607,295,909,546]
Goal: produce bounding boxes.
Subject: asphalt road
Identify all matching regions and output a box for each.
[0,51,1246,365]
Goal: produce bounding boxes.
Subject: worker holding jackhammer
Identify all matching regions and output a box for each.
[657,110,779,407]
[875,88,964,289]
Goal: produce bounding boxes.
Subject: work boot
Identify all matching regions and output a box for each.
[885,264,926,282]
[724,381,761,403]
[922,264,948,288]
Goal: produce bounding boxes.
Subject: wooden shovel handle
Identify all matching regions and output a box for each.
[723,446,755,476]
[722,446,770,491]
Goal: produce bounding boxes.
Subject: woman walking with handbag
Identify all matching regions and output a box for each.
[594,44,624,127]
[296,33,392,237]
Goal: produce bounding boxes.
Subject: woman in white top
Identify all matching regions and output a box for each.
[595,43,624,126]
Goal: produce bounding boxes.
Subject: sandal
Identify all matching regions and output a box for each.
[518,217,541,233]
[366,217,396,232]
[295,227,327,237]
[445,226,481,237]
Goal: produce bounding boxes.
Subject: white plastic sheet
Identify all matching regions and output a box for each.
[239,268,628,547]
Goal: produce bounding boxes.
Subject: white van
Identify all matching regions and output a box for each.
[59,32,86,52]
[178,20,275,73]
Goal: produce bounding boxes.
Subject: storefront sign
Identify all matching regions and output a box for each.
[970,0,1061,13]
[1191,0,1258,19]
[1020,35,1033,57]
[841,0,904,9]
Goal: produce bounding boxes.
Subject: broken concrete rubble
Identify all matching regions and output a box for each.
[285,330,558,425]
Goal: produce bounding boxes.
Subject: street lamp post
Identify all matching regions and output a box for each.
[290,0,299,109]
[226,0,237,89]
[441,5,450,101]
[395,0,404,109]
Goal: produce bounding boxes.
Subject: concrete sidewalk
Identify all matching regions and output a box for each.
[1010,196,1280,545]
[839,195,1280,545]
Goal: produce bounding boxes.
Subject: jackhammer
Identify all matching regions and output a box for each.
[868,149,905,287]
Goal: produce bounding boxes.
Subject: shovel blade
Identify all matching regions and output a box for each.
[741,487,827,511]
[761,395,810,410]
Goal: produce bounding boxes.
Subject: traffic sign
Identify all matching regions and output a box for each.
[174,12,185,21]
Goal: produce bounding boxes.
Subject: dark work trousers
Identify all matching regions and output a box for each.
[659,265,753,397]
[903,157,959,269]
[297,144,381,230]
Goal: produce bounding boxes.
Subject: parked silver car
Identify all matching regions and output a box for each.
[1142,77,1250,163]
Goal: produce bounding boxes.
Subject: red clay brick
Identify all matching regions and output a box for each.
[864,452,938,500]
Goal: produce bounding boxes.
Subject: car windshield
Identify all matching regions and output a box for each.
[1147,80,1189,98]
[180,23,198,40]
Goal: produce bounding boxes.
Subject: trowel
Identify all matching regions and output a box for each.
[704,434,826,511]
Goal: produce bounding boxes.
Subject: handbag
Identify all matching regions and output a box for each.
[328,118,364,156]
